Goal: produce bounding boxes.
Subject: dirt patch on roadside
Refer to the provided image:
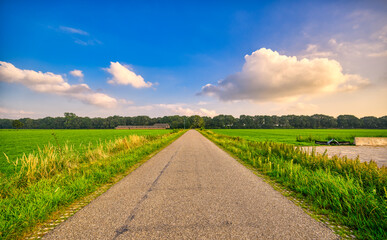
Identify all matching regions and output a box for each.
[302,146,387,167]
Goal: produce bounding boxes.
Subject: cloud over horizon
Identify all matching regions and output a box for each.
[126,103,217,117]
[200,48,369,102]
[0,61,117,108]
[105,62,152,88]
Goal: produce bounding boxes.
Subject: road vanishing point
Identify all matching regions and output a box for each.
[44,130,338,239]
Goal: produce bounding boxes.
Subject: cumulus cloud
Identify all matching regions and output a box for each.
[200,48,369,102]
[59,26,89,35]
[105,62,152,88]
[70,69,84,79]
[0,61,117,108]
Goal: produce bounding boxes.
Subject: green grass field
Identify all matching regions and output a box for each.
[0,129,184,239]
[2,128,386,239]
[211,129,387,145]
[0,129,171,176]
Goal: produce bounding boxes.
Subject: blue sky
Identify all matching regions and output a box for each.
[1,0,386,118]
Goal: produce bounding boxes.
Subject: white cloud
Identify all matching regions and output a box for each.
[304,25,387,60]
[156,104,217,117]
[327,37,385,58]
[200,48,369,102]
[368,50,387,58]
[126,104,217,117]
[70,69,84,79]
[0,61,117,108]
[105,62,152,88]
[118,99,134,105]
[371,25,387,44]
[58,26,101,46]
[301,44,335,59]
[197,101,208,105]
[198,108,217,117]
[0,107,35,118]
[60,26,89,35]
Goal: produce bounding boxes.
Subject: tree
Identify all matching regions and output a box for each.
[361,116,379,129]
[64,112,80,129]
[237,115,254,128]
[0,119,13,128]
[212,115,229,128]
[189,115,204,128]
[379,116,387,129]
[12,120,24,129]
[337,115,361,129]
[1,113,385,129]
[311,114,337,128]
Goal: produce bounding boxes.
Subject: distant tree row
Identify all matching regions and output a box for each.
[0,113,386,129]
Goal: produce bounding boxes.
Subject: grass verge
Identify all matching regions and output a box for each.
[199,130,386,240]
[0,130,186,239]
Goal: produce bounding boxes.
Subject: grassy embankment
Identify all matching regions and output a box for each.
[0,129,185,239]
[212,129,387,145]
[200,130,386,240]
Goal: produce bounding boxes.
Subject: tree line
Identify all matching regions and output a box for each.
[1,113,386,129]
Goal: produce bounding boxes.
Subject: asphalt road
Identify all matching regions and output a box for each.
[44,130,337,239]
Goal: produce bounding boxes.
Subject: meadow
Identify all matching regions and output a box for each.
[1,128,386,239]
[0,129,184,239]
[211,129,387,145]
[200,130,386,240]
[0,129,171,176]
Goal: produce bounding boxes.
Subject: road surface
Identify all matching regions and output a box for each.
[44,130,337,239]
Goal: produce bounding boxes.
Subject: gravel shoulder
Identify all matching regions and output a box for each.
[44,130,338,239]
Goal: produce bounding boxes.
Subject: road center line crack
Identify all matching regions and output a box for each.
[112,146,181,239]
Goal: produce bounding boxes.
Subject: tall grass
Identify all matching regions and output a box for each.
[0,130,185,239]
[200,130,386,240]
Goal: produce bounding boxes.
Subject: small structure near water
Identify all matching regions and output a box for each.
[115,123,170,130]
[315,139,351,145]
